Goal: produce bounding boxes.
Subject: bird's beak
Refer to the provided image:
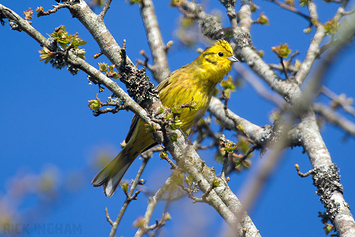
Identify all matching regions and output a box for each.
[228,55,238,62]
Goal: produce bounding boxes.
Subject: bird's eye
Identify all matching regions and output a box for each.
[218,52,224,57]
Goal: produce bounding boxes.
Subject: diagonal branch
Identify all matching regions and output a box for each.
[0,3,261,236]
[321,86,355,117]
[68,0,135,69]
[314,103,355,138]
[179,2,355,236]
[294,0,350,85]
[267,0,312,22]
[165,127,261,237]
[99,0,112,19]
[135,176,173,237]
[108,157,150,237]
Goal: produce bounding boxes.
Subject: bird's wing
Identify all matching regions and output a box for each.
[125,66,185,143]
[156,72,174,91]
[125,114,139,143]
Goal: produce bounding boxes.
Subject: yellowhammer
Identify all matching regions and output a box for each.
[92,39,238,197]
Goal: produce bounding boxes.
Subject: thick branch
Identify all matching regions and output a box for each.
[165,128,260,237]
[0,3,260,235]
[69,0,135,69]
[297,11,355,236]
[209,97,272,146]
[237,0,252,33]
[208,97,302,147]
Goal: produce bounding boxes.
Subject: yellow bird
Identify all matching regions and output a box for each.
[92,39,238,197]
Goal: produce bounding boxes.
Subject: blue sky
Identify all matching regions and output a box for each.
[1,0,355,236]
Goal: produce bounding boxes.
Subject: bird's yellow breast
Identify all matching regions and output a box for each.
[158,64,217,131]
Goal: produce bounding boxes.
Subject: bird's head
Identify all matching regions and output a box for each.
[200,39,238,76]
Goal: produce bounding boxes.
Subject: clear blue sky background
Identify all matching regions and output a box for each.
[1,0,355,236]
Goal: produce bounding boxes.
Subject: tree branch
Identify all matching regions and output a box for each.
[314,103,355,138]
[0,3,261,235]
[294,0,350,85]
[108,157,150,237]
[237,0,252,33]
[68,0,135,69]
[296,11,355,235]
[99,0,112,19]
[179,2,355,236]
[135,177,173,237]
[165,127,261,237]
[139,0,170,83]
[267,0,311,22]
[321,86,355,117]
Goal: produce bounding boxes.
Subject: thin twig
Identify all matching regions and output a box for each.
[321,86,355,117]
[267,0,311,22]
[269,63,298,75]
[221,152,229,179]
[287,51,300,64]
[105,207,114,226]
[108,157,150,237]
[99,0,112,19]
[94,101,127,117]
[136,50,153,70]
[279,57,289,79]
[295,164,314,177]
[160,152,177,169]
[342,8,355,16]
[135,176,173,237]
[37,3,71,17]
[240,145,257,163]
[314,103,355,138]
[179,183,204,203]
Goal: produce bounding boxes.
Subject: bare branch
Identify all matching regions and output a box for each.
[295,0,351,85]
[209,97,273,147]
[135,177,173,237]
[314,103,355,138]
[267,0,311,22]
[139,0,170,83]
[99,0,112,19]
[36,3,71,17]
[279,57,289,79]
[321,86,355,117]
[296,11,355,234]
[67,1,135,69]
[234,64,285,107]
[237,0,252,32]
[342,8,355,16]
[108,157,150,237]
[105,207,114,226]
[269,63,299,75]
[219,0,238,29]
[93,100,127,116]
[165,126,260,236]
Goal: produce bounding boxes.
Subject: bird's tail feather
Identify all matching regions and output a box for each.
[91,151,132,197]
